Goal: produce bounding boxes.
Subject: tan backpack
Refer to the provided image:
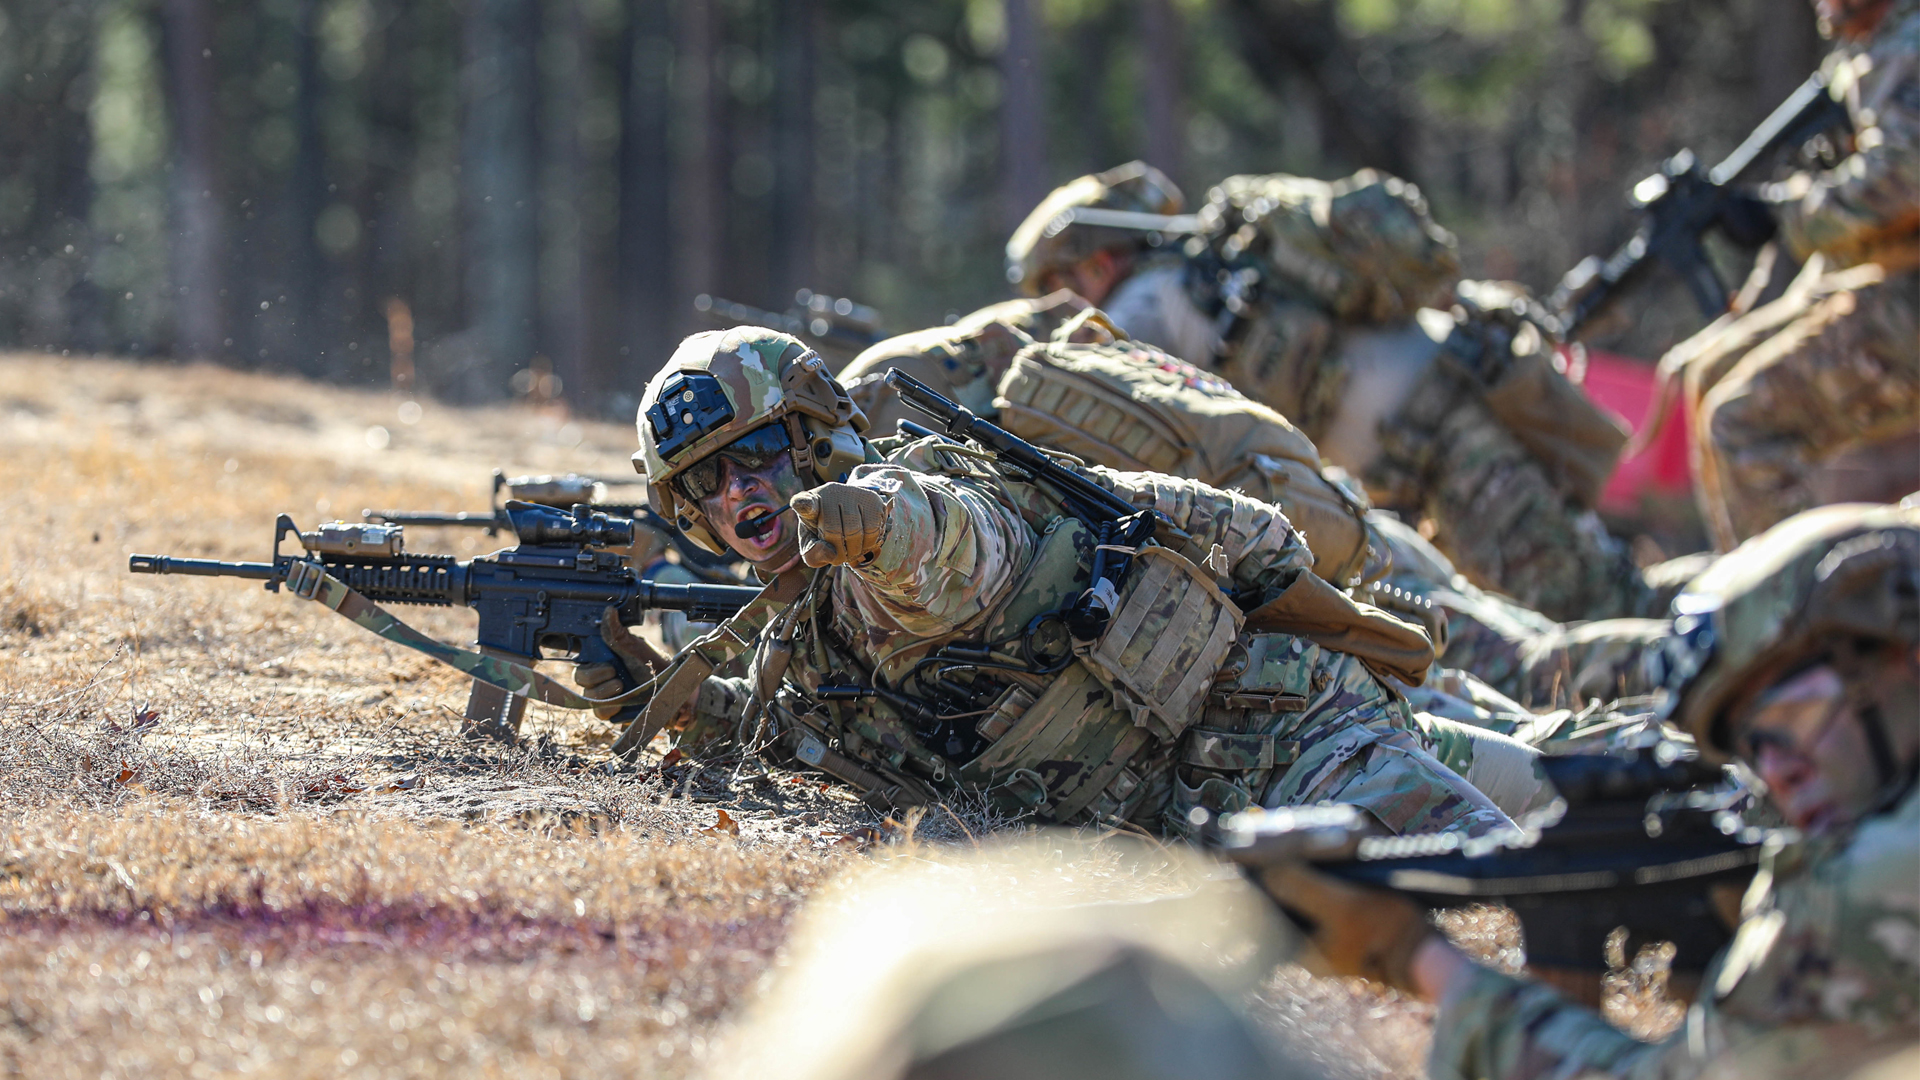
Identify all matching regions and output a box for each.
[993,335,1375,586]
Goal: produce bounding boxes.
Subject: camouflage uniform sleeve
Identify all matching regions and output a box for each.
[1428,965,1686,1080]
[831,463,1037,639]
[1777,14,1920,266]
[1088,466,1315,595]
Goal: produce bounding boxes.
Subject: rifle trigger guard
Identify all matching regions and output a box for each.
[287,559,325,600]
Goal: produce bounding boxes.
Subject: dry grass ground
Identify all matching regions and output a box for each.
[0,352,1678,1079]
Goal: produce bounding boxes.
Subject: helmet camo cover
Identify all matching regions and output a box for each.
[1659,502,1920,758]
[635,325,868,554]
[1006,161,1185,294]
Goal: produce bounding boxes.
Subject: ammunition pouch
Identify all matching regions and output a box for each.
[1434,290,1631,511]
[959,524,1242,824]
[1480,348,1630,510]
[1075,545,1244,742]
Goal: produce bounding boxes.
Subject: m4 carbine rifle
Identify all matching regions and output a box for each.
[1220,749,1774,978]
[128,502,760,733]
[1551,69,1854,338]
[363,470,742,583]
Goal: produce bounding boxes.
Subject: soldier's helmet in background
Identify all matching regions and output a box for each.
[1657,501,1920,761]
[1005,161,1184,296]
[634,326,868,555]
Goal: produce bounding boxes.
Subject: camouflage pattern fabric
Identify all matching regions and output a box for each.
[1201,170,1459,328]
[1429,785,1920,1080]
[845,303,1374,585]
[680,438,1512,838]
[1369,506,1677,711]
[1775,3,1920,273]
[1687,5,1920,548]
[1694,262,1919,547]
[840,293,1088,436]
[1004,161,1186,294]
[1086,177,1653,622]
[844,301,1668,704]
[1369,354,1662,623]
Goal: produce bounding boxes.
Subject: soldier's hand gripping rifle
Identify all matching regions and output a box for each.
[1219,749,1774,979]
[128,502,760,730]
[363,470,743,582]
[1552,70,1854,338]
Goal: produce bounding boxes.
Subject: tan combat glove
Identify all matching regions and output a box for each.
[572,607,671,722]
[791,484,891,567]
[1258,861,1434,994]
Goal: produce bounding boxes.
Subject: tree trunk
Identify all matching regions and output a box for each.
[458,0,540,401]
[357,0,413,388]
[1140,0,1183,184]
[1000,0,1048,231]
[158,0,230,362]
[770,0,816,302]
[287,0,329,378]
[674,0,725,343]
[1222,0,1413,177]
[617,0,674,397]
[543,0,590,410]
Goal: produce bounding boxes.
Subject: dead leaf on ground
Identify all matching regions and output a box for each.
[700,808,740,838]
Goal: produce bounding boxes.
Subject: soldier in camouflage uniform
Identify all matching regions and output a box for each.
[1688,0,1919,549]
[1258,501,1920,1080]
[587,325,1520,837]
[1006,162,1661,624]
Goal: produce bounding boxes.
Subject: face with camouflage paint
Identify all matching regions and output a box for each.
[691,430,813,571]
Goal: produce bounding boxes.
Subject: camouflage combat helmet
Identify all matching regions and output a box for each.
[636,326,869,555]
[1005,161,1184,295]
[1658,502,1920,761]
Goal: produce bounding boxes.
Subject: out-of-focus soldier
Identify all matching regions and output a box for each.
[583,325,1536,834]
[706,839,1323,1080]
[1684,0,1919,548]
[1256,501,1920,1080]
[1005,162,1660,625]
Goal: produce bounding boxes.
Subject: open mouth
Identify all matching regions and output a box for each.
[734,504,786,547]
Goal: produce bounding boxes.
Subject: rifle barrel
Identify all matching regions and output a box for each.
[1710,70,1836,187]
[637,580,762,622]
[128,554,278,580]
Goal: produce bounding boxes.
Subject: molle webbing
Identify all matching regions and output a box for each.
[993,342,1371,584]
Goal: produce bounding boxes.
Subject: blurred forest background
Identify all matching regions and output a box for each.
[0,0,1821,416]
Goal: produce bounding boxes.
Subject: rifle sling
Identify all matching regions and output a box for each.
[610,567,812,759]
[289,561,604,710]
